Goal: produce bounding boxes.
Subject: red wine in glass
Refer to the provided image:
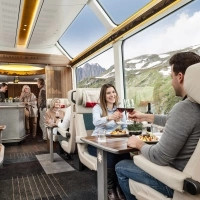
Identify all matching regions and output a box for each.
[126,108,134,113]
[117,107,125,113]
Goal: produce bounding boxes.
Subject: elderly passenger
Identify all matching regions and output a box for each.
[46,98,65,134]
[19,85,38,138]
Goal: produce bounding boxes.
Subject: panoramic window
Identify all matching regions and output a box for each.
[97,0,151,24]
[76,48,114,88]
[123,0,200,114]
[59,5,107,58]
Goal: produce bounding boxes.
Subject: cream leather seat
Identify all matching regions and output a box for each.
[46,98,70,142]
[129,63,200,200]
[75,88,100,170]
[58,90,76,156]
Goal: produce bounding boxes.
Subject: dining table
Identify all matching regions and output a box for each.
[81,135,136,200]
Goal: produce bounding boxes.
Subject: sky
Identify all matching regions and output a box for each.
[59,0,200,69]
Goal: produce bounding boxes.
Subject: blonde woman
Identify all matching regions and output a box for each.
[46,98,65,134]
[19,85,38,138]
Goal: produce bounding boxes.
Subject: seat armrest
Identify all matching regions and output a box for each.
[134,155,191,192]
[184,178,200,195]
[76,136,85,143]
[57,127,69,138]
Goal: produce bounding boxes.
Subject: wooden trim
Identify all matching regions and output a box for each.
[0,51,69,66]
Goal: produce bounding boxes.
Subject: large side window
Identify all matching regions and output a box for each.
[76,48,114,88]
[123,0,200,114]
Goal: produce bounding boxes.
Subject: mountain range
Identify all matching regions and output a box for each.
[77,44,200,113]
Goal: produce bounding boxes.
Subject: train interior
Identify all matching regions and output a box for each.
[0,0,200,199]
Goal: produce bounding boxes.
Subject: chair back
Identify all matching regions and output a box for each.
[184,62,200,104]
[59,90,77,154]
[75,88,100,170]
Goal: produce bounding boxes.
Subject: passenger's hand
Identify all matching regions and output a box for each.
[110,111,122,121]
[128,110,146,122]
[55,119,60,125]
[127,135,145,150]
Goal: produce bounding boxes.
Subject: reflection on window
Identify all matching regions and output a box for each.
[123,0,200,114]
[76,48,114,88]
[97,0,150,24]
[59,5,107,58]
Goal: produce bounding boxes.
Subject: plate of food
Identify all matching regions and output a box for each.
[108,129,128,137]
[137,133,160,144]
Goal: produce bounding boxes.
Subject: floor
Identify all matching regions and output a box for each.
[0,134,97,200]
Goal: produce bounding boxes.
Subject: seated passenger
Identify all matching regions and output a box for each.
[115,52,200,200]
[19,85,38,138]
[89,83,130,200]
[46,98,65,134]
[56,105,71,139]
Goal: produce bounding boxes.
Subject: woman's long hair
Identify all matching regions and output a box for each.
[99,84,119,117]
[22,85,31,93]
[49,98,60,110]
[21,85,31,97]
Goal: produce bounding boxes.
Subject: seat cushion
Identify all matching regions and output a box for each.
[129,179,171,200]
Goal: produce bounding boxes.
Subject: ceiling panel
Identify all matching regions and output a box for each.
[0,0,21,47]
[28,0,87,48]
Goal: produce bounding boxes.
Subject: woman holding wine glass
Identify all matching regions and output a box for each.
[89,83,130,200]
[45,98,65,131]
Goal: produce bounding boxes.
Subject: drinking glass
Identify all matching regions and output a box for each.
[98,129,106,143]
[124,99,135,121]
[117,101,125,113]
[55,110,59,119]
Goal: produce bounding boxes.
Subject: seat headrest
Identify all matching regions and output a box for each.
[76,88,101,113]
[184,63,200,104]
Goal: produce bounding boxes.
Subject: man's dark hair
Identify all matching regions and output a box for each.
[169,52,200,75]
[37,78,45,86]
[0,82,8,88]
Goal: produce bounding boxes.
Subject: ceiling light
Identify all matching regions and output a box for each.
[0,65,43,71]
[17,0,40,46]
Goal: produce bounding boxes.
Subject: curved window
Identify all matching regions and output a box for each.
[59,5,107,58]
[76,48,114,88]
[97,0,151,24]
[123,0,200,114]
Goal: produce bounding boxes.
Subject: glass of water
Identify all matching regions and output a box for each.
[98,129,106,143]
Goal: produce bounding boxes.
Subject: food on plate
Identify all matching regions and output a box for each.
[139,134,158,142]
[110,128,127,135]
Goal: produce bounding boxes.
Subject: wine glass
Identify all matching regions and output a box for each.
[117,101,125,113]
[55,110,59,119]
[124,99,135,122]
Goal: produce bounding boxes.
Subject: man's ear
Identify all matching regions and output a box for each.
[178,72,184,84]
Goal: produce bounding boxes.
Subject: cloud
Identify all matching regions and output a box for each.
[125,11,200,59]
[81,9,200,69]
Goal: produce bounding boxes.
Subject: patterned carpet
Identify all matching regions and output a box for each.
[0,150,97,200]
